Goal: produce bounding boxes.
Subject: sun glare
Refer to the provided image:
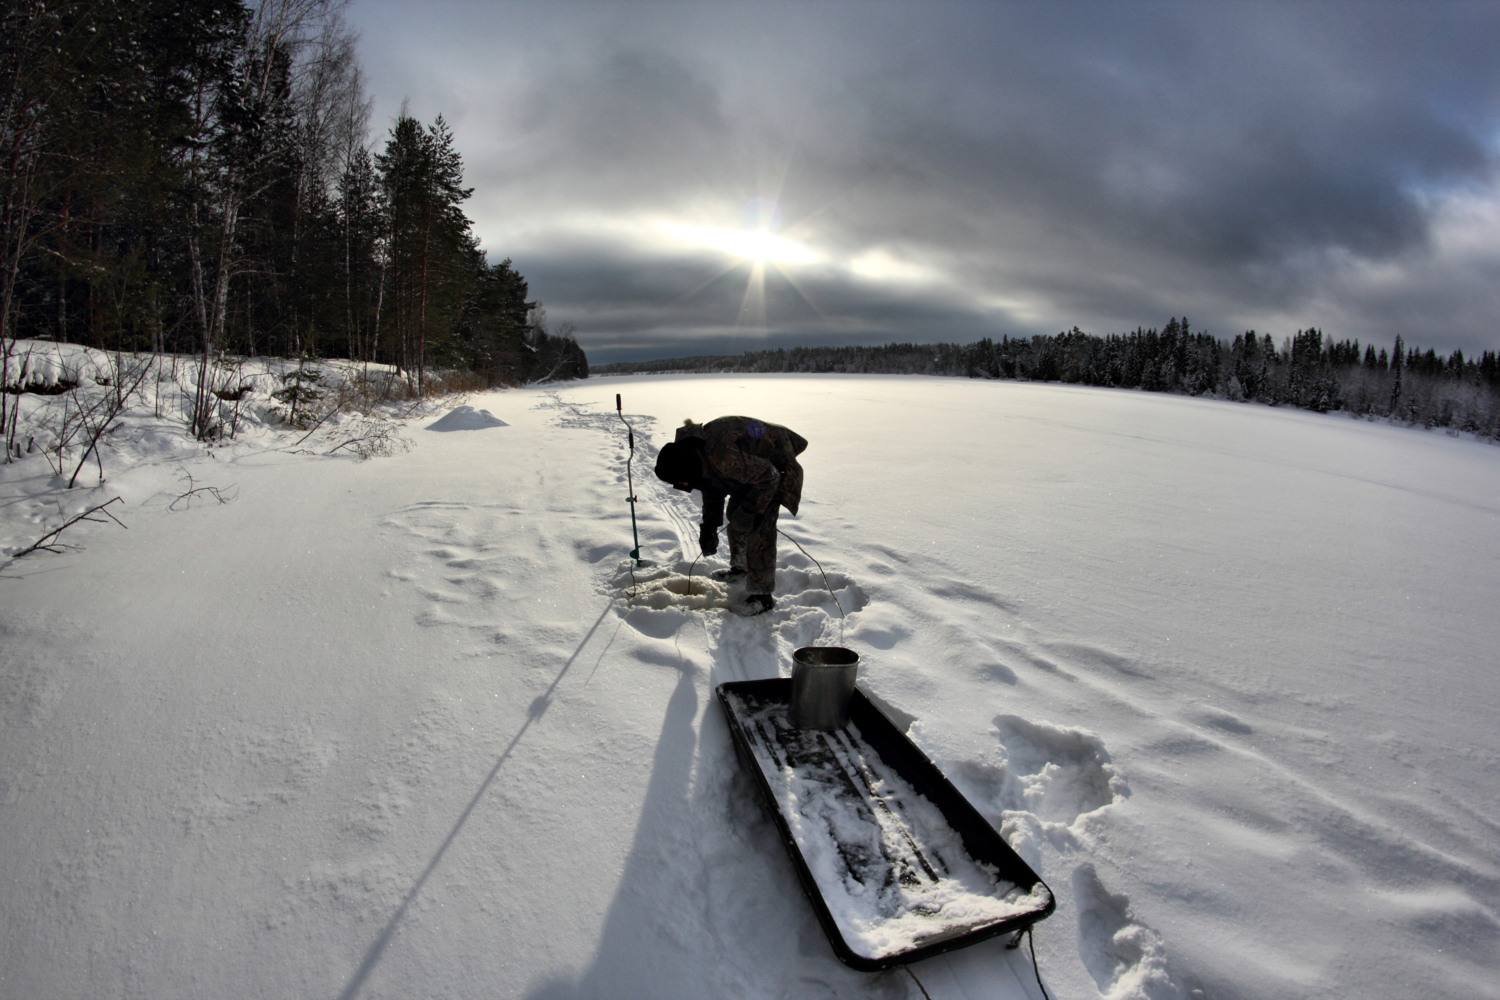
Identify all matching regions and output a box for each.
[658,197,828,331]
[662,224,818,265]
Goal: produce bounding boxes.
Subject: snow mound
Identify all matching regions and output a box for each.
[425,405,508,431]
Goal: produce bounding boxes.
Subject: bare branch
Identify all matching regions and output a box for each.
[170,469,238,510]
[67,355,153,488]
[288,405,337,448]
[12,496,126,557]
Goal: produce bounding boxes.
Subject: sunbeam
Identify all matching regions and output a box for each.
[737,260,767,328]
[660,192,828,332]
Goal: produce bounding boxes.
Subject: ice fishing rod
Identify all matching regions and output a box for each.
[616,394,643,567]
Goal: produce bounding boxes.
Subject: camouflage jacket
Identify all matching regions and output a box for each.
[674,416,808,527]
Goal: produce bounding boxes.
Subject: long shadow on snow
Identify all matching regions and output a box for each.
[529,611,902,1000]
[334,598,619,1000]
[527,658,701,999]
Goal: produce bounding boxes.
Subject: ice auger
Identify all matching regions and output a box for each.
[616,394,643,566]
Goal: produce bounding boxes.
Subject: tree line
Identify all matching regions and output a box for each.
[594,320,1500,438]
[1,0,585,440]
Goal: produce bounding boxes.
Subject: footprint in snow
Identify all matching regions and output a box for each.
[993,714,1128,823]
[946,714,1129,864]
[1073,863,1188,999]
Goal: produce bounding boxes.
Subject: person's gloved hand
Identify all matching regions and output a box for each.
[699,523,719,556]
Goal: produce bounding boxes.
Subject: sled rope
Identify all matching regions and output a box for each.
[905,926,1048,1000]
[1027,924,1052,1000]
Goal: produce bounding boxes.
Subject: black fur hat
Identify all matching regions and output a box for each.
[654,440,702,487]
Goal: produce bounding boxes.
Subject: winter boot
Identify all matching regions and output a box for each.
[740,593,774,616]
[712,568,747,583]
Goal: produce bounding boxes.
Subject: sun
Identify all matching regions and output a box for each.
[660,223,817,265]
[659,196,826,330]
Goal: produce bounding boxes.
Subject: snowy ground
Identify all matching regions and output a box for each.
[2,371,1498,999]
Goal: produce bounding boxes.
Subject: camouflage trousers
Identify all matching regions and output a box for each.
[727,502,780,594]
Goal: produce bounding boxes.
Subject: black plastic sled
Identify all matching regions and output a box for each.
[717,679,1055,972]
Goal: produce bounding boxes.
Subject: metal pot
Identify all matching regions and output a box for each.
[789,646,861,730]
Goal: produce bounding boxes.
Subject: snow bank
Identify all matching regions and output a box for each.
[426,405,509,431]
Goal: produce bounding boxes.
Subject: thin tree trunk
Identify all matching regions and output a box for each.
[417,200,430,395]
[344,192,354,361]
[369,250,384,377]
[55,189,69,341]
[186,191,212,436]
[87,197,100,346]
[0,177,36,452]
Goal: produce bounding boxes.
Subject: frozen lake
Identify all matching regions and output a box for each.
[3,372,1497,999]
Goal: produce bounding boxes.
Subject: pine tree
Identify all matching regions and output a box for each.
[1390,335,1404,413]
[337,145,379,362]
[376,112,479,391]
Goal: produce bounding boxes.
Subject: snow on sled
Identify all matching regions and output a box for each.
[717,678,1056,971]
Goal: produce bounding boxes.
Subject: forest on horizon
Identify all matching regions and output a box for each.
[595,321,1500,438]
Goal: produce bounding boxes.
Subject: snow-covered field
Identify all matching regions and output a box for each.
[3,370,1498,999]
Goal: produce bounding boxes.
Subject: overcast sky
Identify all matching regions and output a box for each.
[346,1,1500,363]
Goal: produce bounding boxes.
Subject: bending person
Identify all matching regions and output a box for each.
[653,416,808,616]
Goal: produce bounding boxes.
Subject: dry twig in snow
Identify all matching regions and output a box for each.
[13,497,127,556]
[170,469,238,510]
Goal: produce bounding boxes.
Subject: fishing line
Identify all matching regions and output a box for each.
[776,529,843,618]
[684,531,839,626]
[777,528,846,644]
[776,528,846,643]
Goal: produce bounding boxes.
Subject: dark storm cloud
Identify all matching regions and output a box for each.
[506,48,736,204]
[349,1,1500,362]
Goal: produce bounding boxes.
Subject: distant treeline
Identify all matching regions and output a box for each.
[594,319,1500,437]
[1,1,584,440]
